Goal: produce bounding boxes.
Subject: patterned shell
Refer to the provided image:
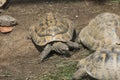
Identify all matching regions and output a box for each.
[84,45,120,80]
[29,13,74,46]
[0,0,7,7]
[78,12,120,51]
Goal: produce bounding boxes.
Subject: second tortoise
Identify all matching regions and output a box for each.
[73,45,120,80]
[78,12,120,51]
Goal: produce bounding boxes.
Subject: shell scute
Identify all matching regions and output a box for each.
[29,13,74,46]
[79,13,120,51]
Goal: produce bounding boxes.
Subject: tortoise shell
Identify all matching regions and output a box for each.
[78,12,120,51]
[29,13,74,46]
[0,0,7,8]
[83,45,120,80]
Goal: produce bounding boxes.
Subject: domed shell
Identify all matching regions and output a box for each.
[79,12,120,51]
[29,13,74,46]
[0,0,7,8]
[85,45,120,80]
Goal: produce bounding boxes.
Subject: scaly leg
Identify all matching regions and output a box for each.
[40,44,52,62]
[72,68,86,80]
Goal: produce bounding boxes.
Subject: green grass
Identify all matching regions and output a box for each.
[37,49,95,80]
[38,61,77,80]
[110,0,120,2]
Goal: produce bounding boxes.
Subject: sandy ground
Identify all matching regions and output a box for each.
[0,0,120,80]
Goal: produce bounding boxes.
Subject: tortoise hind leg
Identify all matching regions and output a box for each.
[40,44,52,62]
[72,68,86,80]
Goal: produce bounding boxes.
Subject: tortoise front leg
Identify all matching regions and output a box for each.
[40,44,53,62]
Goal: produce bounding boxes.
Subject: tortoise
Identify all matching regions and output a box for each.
[0,15,17,33]
[0,0,7,7]
[73,45,120,80]
[0,0,9,10]
[29,13,80,62]
[77,12,120,51]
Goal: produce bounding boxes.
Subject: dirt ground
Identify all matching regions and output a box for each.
[0,0,120,80]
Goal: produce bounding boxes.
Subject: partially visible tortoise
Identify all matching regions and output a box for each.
[29,13,80,62]
[0,0,7,7]
[73,45,120,80]
[0,15,17,33]
[0,0,9,10]
[78,12,120,51]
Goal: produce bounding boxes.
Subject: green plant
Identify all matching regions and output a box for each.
[38,61,77,80]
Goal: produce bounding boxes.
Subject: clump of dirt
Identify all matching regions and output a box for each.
[0,0,120,80]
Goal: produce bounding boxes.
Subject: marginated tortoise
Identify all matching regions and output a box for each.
[29,13,80,62]
[73,45,120,80]
[78,12,120,51]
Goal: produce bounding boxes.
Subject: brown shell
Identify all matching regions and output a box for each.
[79,12,120,51]
[0,0,7,7]
[29,13,74,46]
[85,45,120,80]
